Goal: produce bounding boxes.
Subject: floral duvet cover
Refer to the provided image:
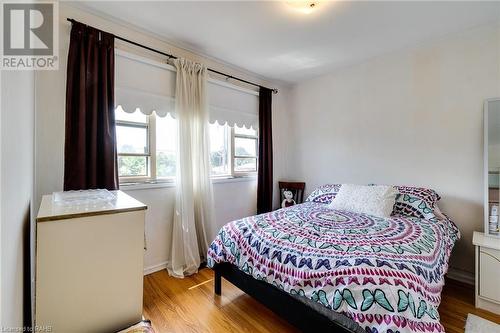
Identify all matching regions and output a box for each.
[207,202,459,333]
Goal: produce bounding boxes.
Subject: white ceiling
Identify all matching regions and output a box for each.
[73,1,500,84]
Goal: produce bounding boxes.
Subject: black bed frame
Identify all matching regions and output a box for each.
[213,263,356,333]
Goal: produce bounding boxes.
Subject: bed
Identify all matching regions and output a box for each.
[207,184,460,333]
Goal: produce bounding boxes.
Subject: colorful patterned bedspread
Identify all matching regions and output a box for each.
[207,202,460,333]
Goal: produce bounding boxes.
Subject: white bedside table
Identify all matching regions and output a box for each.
[473,231,500,314]
[36,190,147,332]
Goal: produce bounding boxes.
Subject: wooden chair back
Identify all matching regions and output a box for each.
[279,181,306,206]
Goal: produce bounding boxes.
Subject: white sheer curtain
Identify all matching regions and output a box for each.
[167,58,214,278]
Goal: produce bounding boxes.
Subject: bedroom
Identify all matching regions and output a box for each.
[1,0,500,332]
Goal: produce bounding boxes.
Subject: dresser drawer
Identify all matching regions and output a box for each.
[479,247,500,302]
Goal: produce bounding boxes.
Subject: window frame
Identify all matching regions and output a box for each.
[118,112,180,184]
[116,115,153,182]
[116,110,258,184]
[231,127,258,176]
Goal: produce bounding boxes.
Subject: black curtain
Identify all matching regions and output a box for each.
[64,22,118,190]
[257,87,273,213]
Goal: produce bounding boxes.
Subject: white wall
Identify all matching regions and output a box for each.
[35,3,289,273]
[125,179,257,273]
[1,71,35,327]
[287,23,500,274]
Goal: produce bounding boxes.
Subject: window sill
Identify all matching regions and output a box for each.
[119,180,175,191]
[120,175,257,191]
[212,175,257,184]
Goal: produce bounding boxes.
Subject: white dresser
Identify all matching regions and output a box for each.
[473,231,500,314]
[35,190,147,333]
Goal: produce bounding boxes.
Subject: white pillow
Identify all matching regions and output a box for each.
[327,184,397,218]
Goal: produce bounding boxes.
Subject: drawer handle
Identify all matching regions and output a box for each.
[480,250,500,264]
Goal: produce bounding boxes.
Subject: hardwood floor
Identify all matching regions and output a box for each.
[143,268,298,333]
[438,278,499,333]
[143,268,500,333]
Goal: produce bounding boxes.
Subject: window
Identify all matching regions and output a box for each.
[233,125,258,174]
[208,123,259,177]
[209,123,230,176]
[115,50,260,184]
[116,106,150,178]
[116,106,177,182]
[116,107,257,183]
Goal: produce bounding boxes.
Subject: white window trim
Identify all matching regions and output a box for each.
[232,128,259,177]
[116,115,152,182]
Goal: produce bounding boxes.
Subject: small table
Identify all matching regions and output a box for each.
[473,231,500,314]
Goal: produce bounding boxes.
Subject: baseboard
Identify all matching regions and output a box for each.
[143,261,167,276]
[446,267,475,285]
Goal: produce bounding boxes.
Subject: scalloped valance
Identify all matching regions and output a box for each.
[116,87,258,128]
[115,51,258,129]
[115,87,174,117]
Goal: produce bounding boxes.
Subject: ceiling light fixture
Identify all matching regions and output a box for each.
[286,1,320,15]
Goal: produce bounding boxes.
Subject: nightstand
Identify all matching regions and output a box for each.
[36,191,147,332]
[473,231,500,314]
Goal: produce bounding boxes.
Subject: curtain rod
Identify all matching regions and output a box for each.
[66,18,278,94]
